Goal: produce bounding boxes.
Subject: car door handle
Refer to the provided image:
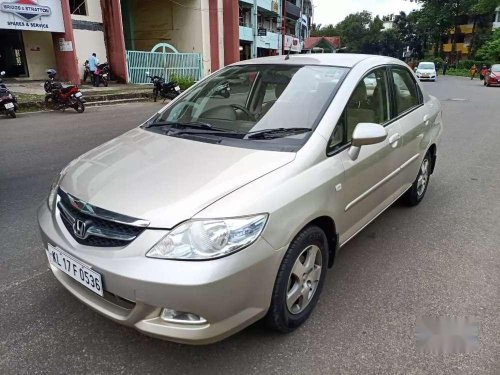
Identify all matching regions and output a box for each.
[423,114,430,126]
[389,133,401,148]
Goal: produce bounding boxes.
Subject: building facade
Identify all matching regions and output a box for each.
[0,0,108,81]
[239,0,313,60]
[442,7,500,60]
[0,0,315,84]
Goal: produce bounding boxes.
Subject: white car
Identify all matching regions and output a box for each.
[415,62,437,82]
[39,54,443,344]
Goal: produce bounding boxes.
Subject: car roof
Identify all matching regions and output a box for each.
[230,53,403,68]
[419,62,435,64]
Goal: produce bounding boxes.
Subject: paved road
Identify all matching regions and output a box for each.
[1,78,499,374]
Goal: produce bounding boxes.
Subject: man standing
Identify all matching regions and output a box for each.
[88,53,99,86]
[442,59,448,76]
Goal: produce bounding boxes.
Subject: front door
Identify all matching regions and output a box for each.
[327,67,403,244]
[0,30,28,77]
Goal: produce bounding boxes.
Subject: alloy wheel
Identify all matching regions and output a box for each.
[286,245,322,315]
[417,158,430,197]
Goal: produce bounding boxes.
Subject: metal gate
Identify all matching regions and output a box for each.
[126,50,203,84]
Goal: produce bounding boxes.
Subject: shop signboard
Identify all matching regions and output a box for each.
[284,35,301,52]
[0,0,65,32]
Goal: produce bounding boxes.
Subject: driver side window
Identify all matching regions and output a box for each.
[328,68,390,154]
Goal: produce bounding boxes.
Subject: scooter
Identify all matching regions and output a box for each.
[146,72,180,102]
[0,71,18,118]
[44,69,85,113]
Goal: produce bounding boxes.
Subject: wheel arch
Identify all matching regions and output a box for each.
[428,144,437,174]
[302,216,338,268]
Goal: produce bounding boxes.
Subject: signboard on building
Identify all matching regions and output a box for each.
[271,0,279,13]
[258,28,267,37]
[284,35,301,52]
[0,0,64,32]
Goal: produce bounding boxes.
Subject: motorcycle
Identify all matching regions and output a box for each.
[0,71,18,118]
[94,62,110,87]
[44,69,85,113]
[146,72,180,102]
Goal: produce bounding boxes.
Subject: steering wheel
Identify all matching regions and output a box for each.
[230,104,254,120]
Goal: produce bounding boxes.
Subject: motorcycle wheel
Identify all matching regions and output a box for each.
[45,95,55,110]
[103,79,108,87]
[83,71,88,83]
[8,109,16,118]
[74,98,85,113]
[153,88,159,102]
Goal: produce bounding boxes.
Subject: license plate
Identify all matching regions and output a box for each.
[4,102,14,109]
[175,86,180,91]
[74,92,82,98]
[47,244,103,296]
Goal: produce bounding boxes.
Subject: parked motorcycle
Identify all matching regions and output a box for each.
[94,62,110,87]
[83,60,90,83]
[146,72,180,102]
[0,71,18,118]
[44,69,85,113]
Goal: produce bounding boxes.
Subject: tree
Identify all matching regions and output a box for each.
[475,28,500,60]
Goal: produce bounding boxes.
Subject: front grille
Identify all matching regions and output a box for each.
[57,188,148,247]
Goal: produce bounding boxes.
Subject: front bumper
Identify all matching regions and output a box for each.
[38,203,285,344]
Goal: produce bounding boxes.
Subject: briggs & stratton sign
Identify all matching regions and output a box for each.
[0,0,64,32]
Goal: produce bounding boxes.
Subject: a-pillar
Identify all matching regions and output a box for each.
[222,0,239,65]
[51,0,79,84]
[100,0,128,83]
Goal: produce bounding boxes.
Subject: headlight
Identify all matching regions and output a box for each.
[47,171,65,211]
[147,214,268,260]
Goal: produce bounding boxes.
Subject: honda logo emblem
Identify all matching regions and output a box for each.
[73,219,89,239]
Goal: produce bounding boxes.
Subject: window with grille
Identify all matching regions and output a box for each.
[70,0,87,16]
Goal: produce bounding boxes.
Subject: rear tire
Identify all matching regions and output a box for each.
[403,152,432,206]
[266,226,328,333]
[153,88,159,102]
[8,109,16,118]
[45,95,55,110]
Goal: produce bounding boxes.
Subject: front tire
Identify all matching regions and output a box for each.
[266,226,328,333]
[74,99,85,113]
[403,152,432,206]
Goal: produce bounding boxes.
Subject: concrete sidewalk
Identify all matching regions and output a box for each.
[4,79,151,96]
[3,80,155,112]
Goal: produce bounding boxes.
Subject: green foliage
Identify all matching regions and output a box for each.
[170,74,195,90]
[475,28,500,61]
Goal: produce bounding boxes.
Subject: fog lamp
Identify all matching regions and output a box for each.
[160,308,207,325]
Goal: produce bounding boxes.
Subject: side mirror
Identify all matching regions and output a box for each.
[348,123,388,160]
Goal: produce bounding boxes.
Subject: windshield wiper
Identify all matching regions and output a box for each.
[247,127,313,140]
[145,121,214,130]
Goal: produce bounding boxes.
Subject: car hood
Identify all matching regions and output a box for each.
[59,128,295,228]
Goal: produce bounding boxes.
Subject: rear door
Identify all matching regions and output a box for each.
[388,66,435,191]
[327,67,403,244]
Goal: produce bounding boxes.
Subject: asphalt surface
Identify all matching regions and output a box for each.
[1,77,499,374]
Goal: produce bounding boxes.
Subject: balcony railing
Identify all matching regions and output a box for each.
[442,43,469,54]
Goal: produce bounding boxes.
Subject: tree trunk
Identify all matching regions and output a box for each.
[469,16,477,58]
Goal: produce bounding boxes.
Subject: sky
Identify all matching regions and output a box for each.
[312,0,421,27]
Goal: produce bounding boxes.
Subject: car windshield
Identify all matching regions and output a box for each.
[491,64,500,72]
[144,64,348,151]
[418,63,435,70]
